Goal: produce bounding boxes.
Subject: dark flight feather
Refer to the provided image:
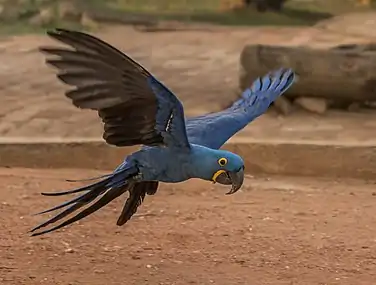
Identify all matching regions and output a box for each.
[40,28,163,147]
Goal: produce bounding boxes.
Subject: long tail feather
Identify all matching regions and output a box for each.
[31,190,101,231]
[34,183,107,216]
[65,173,113,183]
[31,185,130,237]
[30,163,138,236]
[41,176,110,196]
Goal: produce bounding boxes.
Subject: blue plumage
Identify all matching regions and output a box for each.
[30,28,296,236]
[186,68,295,149]
[146,76,190,150]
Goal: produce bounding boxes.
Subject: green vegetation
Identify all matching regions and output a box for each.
[84,0,376,26]
[0,0,85,35]
[0,0,375,35]
[83,0,332,26]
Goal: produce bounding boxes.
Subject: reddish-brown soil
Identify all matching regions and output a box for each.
[1,168,376,285]
[2,18,376,285]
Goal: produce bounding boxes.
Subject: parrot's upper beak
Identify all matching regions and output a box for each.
[212,166,244,195]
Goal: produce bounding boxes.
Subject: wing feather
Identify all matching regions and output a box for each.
[116,181,158,226]
[41,28,190,149]
[186,68,296,149]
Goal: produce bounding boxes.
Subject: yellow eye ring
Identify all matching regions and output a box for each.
[218,157,227,167]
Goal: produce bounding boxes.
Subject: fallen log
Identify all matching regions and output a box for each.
[240,44,376,102]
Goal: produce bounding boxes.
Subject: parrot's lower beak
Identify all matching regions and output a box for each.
[213,166,244,195]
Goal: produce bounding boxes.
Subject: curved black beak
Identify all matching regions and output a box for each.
[213,166,244,195]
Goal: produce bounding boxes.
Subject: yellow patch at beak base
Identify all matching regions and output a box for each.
[212,169,226,182]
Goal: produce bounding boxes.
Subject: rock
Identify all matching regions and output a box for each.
[364,101,376,109]
[58,1,81,21]
[80,12,98,29]
[29,7,53,26]
[347,102,361,112]
[273,96,293,115]
[294,97,328,114]
[240,44,376,102]
[64,248,74,253]
[219,0,244,11]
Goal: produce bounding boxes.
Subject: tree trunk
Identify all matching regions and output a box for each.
[240,44,376,102]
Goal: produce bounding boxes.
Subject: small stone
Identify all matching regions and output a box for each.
[365,101,376,108]
[81,12,98,29]
[294,97,328,114]
[273,96,293,115]
[348,102,361,112]
[29,8,54,26]
[57,2,77,19]
[64,248,74,253]
[146,264,152,269]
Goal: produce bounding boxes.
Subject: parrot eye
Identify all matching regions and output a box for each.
[218,158,228,166]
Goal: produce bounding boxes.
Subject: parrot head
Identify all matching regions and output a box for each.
[192,147,245,195]
[211,150,245,195]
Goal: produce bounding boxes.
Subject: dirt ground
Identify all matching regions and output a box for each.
[2,14,376,285]
[0,168,376,285]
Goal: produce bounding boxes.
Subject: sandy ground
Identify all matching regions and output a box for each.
[0,168,376,285]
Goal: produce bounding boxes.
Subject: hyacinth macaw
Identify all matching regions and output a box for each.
[30,28,296,236]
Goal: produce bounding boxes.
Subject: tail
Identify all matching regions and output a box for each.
[64,173,113,183]
[30,163,139,237]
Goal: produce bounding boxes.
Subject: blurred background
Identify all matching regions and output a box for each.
[0,0,376,141]
[0,0,375,32]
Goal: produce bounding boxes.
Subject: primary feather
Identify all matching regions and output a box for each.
[30,28,296,236]
[41,28,190,149]
[186,68,295,149]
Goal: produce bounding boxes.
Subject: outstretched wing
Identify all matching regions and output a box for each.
[40,28,190,150]
[186,69,296,149]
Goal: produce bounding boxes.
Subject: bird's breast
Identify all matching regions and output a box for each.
[136,147,191,183]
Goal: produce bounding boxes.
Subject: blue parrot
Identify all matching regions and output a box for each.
[30,28,296,236]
